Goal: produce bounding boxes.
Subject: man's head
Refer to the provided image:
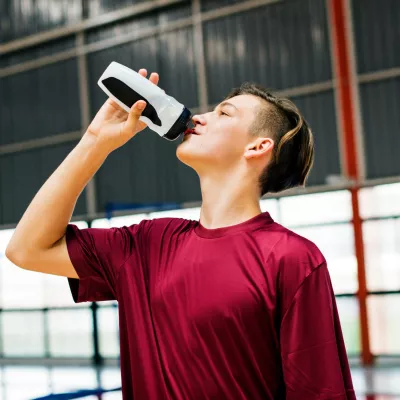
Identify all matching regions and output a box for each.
[176,82,314,197]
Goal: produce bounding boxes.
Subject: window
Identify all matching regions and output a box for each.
[292,224,358,294]
[98,305,119,358]
[368,295,400,354]
[2,366,50,400]
[260,198,280,222]
[91,214,148,228]
[0,222,88,309]
[50,367,98,393]
[2,312,45,356]
[336,297,360,355]
[364,219,400,291]
[48,308,93,357]
[360,183,400,219]
[148,207,201,221]
[279,191,352,226]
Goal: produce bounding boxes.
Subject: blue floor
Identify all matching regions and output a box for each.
[0,365,399,399]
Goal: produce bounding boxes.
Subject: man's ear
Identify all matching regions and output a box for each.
[244,137,274,160]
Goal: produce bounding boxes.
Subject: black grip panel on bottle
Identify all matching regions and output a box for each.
[102,77,162,126]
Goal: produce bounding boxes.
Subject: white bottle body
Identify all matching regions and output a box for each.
[97,62,186,137]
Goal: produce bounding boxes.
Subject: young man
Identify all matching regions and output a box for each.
[6,69,356,399]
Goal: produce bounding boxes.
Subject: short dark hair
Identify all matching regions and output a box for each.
[225,82,314,196]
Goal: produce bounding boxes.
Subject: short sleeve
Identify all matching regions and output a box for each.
[280,263,356,400]
[66,220,149,303]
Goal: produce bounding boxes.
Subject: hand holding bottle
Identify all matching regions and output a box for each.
[85,68,160,154]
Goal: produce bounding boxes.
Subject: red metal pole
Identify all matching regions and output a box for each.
[328,0,373,365]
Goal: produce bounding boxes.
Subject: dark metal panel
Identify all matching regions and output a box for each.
[0,58,81,146]
[203,0,332,104]
[360,78,400,179]
[0,36,76,68]
[87,27,198,115]
[201,0,244,12]
[85,11,158,45]
[291,90,340,186]
[352,0,400,74]
[87,0,150,18]
[95,126,200,210]
[0,0,82,44]
[85,2,191,44]
[0,142,86,226]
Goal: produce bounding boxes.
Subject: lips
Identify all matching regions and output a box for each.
[184,128,199,136]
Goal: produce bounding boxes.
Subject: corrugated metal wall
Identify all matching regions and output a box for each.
[352,0,400,179]
[0,142,87,225]
[203,0,332,99]
[1,0,398,225]
[0,60,81,145]
[0,0,82,43]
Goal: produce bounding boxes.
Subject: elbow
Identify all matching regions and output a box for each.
[5,244,29,269]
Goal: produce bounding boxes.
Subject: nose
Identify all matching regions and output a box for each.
[192,113,206,126]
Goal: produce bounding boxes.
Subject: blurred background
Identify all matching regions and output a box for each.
[0,0,400,399]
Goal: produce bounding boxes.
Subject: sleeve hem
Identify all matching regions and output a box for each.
[65,224,91,279]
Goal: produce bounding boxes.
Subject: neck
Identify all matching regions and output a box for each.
[198,169,262,229]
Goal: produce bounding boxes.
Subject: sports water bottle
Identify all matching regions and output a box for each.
[98,61,193,140]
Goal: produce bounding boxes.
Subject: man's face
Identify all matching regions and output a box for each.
[176,94,263,173]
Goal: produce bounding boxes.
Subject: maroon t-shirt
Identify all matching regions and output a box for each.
[66,211,356,399]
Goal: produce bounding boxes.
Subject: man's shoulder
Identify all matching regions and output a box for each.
[262,222,325,268]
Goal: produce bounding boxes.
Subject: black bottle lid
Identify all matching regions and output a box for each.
[163,107,192,141]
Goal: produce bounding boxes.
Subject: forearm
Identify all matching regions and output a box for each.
[7,132,109,254]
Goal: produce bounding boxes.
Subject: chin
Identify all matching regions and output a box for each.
[176,141,197,168]
[176,141,209,171]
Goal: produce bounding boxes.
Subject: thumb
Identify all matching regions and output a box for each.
[125,100,146,131]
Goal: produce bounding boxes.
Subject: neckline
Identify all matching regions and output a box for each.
[194,211,274,239]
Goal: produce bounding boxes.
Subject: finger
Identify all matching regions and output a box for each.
[138,68,147,77]
[125,100,147,132]
[106,98,124,112]
[149,72,159,86]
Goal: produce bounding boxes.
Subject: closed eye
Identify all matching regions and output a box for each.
[220,111,229,116]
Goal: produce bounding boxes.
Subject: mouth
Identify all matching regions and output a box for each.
[184,128,200,136]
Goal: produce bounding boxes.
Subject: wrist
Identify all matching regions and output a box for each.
[81,131,112,157]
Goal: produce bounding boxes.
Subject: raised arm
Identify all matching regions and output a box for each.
[6,69,159,278]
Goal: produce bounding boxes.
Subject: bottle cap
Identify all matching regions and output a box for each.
[163,107,192,141]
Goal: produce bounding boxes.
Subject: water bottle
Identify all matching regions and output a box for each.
[97,61,193,140]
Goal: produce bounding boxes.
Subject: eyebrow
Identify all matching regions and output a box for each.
[213,101,239,112]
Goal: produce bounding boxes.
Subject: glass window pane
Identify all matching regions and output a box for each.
[71,221,89,229]
[292,224,358,294]
[102,392,123,399]
[360,183,400,218]
[148,207,201,221]
[43,273,88,308]
[0,229,44,309]
[260,199,280,222]
[50,367,98,393]
[0,222,88,310]
[3,366,50,400]
[101,367,122,390]
[98,305,119,358]
[2,312,45,356]
[92,214,147,228]
[364,219,400,291]
[336,297,360,355]
[280,191,352,226]
[368,294,400,354]
[48,308,93,357]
